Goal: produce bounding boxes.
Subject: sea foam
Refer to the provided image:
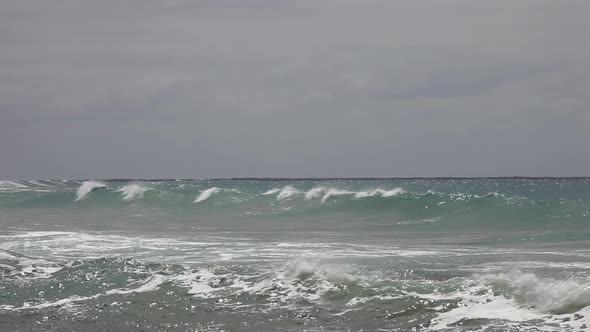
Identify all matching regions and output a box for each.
[481,269,590,314]
[426,269,590,331]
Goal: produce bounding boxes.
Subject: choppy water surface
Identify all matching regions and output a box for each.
[1,178,590,331]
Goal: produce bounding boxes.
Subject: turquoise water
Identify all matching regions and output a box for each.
[1,179,590,331]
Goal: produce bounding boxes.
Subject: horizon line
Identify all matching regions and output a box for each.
[7,176,590,181]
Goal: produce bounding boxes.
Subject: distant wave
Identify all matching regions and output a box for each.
[26,180,51,187]
[302,187,405,203]
[195,187,222,203]
[262,186,303,200]
[116,184,151,201]
[0,180,63,193]
[318,189,356,203]
[75,181,107,201]
[484,192,506,198]
[304,187,325,200]
[276,186,301,200]
[0,180,30,192]
[194,185,422,207]
[0,180,557,220]
[0,180,29,188]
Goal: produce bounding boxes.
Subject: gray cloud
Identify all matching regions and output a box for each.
[1,0,589,178]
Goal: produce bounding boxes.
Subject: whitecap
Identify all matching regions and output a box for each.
[74,181,106,201]
[304,187,326,200]
[354,188,405,199]
[116,184,151,201]
[321,189,355,203]
[302,187,405,203]
[276,186,301,200]
[195,187,222,203]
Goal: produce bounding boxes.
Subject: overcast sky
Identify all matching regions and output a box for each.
[1,0,589,178]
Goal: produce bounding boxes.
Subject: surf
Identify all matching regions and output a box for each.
[74,181,107,201]
[116,184,151,201]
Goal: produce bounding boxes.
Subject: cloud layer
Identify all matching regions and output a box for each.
[1,0,589,178]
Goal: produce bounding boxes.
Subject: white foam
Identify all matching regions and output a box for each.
[302,187,405,203]
[106,275,166,295]
[427,270,590,331]
[262,188,281,195]
[10,275,168,311]
[174,269,220,298]
[430,295,590,331]
[195,187,222,203]
[321,189,355,203]
[116,184,151,201]
[20,295,100,310]
[485,192,505,198]
[354,188,405,198]
[281,259,359,283]
[429,293,542,330]
[264,259,362,304]
[481,269,590,314]
[74,181,106,201]
[276,186,301,200]
[17,259,64,278]
[0,231,75,238]
[304,187,326,200]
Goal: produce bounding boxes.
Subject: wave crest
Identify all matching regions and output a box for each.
[116,184,151,201]
[302,187,405,203]
[75,181,106,201]
[276,186,301,200]
[195,187,222,203]
[482,270,590,314]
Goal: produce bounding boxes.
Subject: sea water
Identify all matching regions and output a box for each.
[1,178,590,331]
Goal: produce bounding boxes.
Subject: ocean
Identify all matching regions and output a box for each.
[1,178,590,331]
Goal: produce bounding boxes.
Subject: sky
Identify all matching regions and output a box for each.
[1,0,589,178]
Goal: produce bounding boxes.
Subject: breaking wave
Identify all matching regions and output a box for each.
[116,184,151,201]
[2,228,590,331]
[303,187,406,203]
[276,186,301,200]
[262,186,303,200]
[75,181,107,201]
[264,186,406,203]
[195,187,222,203]
[426,270,590,331]
[2,246,589,332]
[1,180,584,226]
[481,270,590,314]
